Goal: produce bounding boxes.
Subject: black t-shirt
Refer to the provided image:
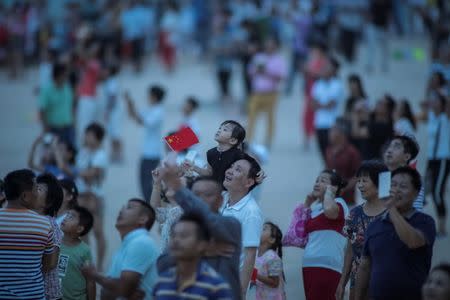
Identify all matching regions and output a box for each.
[367,120,393,160]
[207,147,243,184]
[370,0,392,28]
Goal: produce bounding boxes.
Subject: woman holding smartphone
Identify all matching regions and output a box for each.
[300,169,349,300]
[336,160,388,300]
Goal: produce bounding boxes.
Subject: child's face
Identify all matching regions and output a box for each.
[61,210,82,235]
[260,223,274,245]
[214,123,235,144]
[183,102,193,115]
[84,131,100,150]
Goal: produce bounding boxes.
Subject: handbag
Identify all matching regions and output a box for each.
[282,203,311,248]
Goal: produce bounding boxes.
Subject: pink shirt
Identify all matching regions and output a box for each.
[249,53,286,93]
[255,249,286,300]
[77,60,101,97]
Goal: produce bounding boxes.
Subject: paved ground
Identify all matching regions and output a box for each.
[0,36,449,299]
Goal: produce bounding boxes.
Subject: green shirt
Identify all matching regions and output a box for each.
[58,241,92,300]
[39,81,73,127]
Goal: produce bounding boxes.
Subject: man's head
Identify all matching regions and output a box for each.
[116,198,156,232]
[264,36,280,54]
[383,135,419,170]
[148,85,166,105]
[52,63,67,85]
[3,169,37,208]
[169,212,211,260]
[61,206,94,237]
[215,120,246,147]
[191,177,223,213]
[183,96,199,116]
[328,117,351,145]
[84,122,105,150]
[390,167,422,213]
[36,173,63,217]
[224,153,261,192]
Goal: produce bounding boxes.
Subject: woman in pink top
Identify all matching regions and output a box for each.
[75,43,102,146]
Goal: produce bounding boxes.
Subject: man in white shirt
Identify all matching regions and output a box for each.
[125,85,165,202]
[221,153,264,299]
[312,58,345,162]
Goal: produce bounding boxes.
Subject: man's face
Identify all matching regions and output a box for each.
[214,123,235,144]
[116,201,145,229]
[192,180,222,212]
[384,139,409,169]
[223,159,253,191]
[169,221,205,259]
[84,131,100,150]
[390,173,417,212]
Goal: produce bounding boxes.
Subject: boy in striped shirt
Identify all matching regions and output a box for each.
[0,169,55,299]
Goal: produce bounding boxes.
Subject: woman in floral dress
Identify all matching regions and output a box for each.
[336,160,388,300]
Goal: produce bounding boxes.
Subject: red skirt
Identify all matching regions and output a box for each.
[302,267,341,300]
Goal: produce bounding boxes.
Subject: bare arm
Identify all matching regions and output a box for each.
[354,256,371,300]
[124,92,144,125]
[388,207,426,249]
[191,163,213,176]
[337,240,353,299]
[42,249,59,272]
[241,247,257,299]
[28,136,45,172]
[86,278,96,300]
[323,187,340,219]
[150,170,163,208]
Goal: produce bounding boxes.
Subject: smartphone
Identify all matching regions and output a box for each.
[378,171,391,199]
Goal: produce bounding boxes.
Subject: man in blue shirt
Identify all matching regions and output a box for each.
[355,167,436,300]
[153,212,232,299]
[82,198,159,299]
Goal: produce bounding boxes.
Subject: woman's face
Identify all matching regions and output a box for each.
[357,175,378,201]
[422,269,450,300]
[312,172,332,199]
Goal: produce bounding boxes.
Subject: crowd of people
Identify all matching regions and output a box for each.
[1,0,450,300]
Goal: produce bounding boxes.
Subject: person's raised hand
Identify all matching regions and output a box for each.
[160,152,182,191]
[325,185,337,200]
[152,168,163,186]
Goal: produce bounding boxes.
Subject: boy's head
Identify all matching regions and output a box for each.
[215,120,246,147]
[148,85,166,104]
[183,96,199,116]
[84,122,105,149]
[383,135,419,170]
[61,206,94,237]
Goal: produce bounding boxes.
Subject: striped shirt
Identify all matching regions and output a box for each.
[0,209,55,299]
[153,261,232,300]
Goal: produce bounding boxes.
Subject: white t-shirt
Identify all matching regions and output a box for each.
[220,192,264,269]
[312,78,345,129]
[76,147,108,196]
[394,118,416,137]
[139,104,164,159]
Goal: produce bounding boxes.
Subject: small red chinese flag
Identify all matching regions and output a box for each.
[250,268,258,283]
[164,127,199,152]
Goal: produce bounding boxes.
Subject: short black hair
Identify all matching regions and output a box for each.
[235,152,262,191]
[4,169,35,201]
[356,160,389,187]
[191,176,222,192]
[392,166,422,192]
[58,178,78,208]
[148,85,166,103]
[37,173,64,217]
[52,63,66,80]
[186,96,199,111]
[85,122,105,142]
[178,212,211,242]
[221,120,246,146]
[71,206,94,236]
[129,198,156,230]
[389,135,420,163]
[321,169,347,196]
